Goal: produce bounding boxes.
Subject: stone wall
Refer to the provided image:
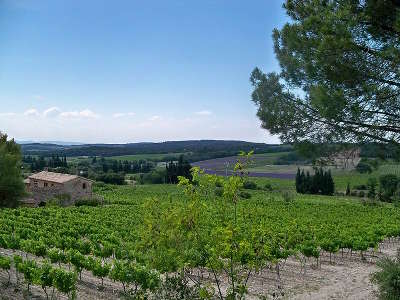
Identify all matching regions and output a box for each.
[63,178,93,200]
[28,178,93,205]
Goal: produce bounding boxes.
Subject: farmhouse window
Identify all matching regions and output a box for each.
[44,182,48,187]
[82,183,86,189]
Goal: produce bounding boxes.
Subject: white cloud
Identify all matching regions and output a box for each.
[113,112,136,118]
[0,112,16,117]
[43,107,61,118]
[195,110,212,116]
[24,108,40,117]
[148,115,161,121]
[60,109,99,119]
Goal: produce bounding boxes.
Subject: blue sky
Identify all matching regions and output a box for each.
[0,0,287,143]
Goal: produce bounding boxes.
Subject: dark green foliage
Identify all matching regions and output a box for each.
[356,162,373,174]
[75,196,103,207]
[0,133,25,207]
[250,1,400,144]
[367,178,378,199]
[295,168,334,195]
[264,182,273,191]
[239,191,252,199]
[95,172,126,185]
[243,181,257,190]
[142,169,167,184]
[165,155,192,184]
[346,183,351,196]
[379,174,399,201]
[215,187,223,197]
[372,253,400,300]
[21,140,290,158]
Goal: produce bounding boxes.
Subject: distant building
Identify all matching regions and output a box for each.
[23,171,93,206]
[317,148,361,169]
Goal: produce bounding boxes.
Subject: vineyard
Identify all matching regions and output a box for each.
[1,171,400,298]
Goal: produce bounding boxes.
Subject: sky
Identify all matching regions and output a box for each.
[0,0,287,144]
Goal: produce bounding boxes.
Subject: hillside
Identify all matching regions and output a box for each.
[20,140,291,159]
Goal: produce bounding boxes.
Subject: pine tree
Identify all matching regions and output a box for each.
[0,133,25,207]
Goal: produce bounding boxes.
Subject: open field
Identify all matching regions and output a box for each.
[2,184,400,298]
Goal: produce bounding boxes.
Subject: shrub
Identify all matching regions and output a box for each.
[243,181,258,190]
[367,177,378,199]
[356,162,372,174]
[371,252,400,300]
[47,193,71,207]
[215,187,223,197]
[239,191,252,199]
[143,169,167,184]
[75,196,103,207]
[346,183,351,195]
[354,184,367,190]
[358,191,365,198]
[95,172,126,185]
[379,174,399,202]
[264,182,273,191]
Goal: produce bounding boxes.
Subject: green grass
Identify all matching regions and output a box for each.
[333,163,400,191]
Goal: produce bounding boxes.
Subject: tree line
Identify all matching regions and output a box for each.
[295,168,335,196]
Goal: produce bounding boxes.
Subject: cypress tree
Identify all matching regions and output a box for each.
[295,168,301,193]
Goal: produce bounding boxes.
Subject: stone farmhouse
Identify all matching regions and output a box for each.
[23,171,93,206]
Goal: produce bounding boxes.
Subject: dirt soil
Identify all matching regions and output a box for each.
[0,239,398,299]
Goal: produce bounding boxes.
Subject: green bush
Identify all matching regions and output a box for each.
[239,191,252,199]
[47,193,71,207]
[215,187,223,197]
[350,190,358,197]
[372,252,400,300]
[354,184,367,190]
[75,196,103,207]
[356,162,373,174]
[359,191,365,198]
[367,177,378,199]
[243,181,258,190]
[264,183,273,191]
[379,174,399,201]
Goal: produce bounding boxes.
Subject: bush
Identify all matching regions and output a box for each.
[358,190,365,198]
[243,181,258,190]
[215,187,223,197]
[379,174,399,202]
[95,172,126,185]
[356,162,372,174]
[264,182,273,191]
[142,169,167,184]
[354,184,367,190]
[367,177,378,199]
[75,196,103,207]
[239,191,252,199]
[350,190,358,197]
[47,194,72,207]
[371,252,400,300]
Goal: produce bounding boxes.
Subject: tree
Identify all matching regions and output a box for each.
[0,132,25,207]
[251,1,400,145]
[379,174,399,201]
